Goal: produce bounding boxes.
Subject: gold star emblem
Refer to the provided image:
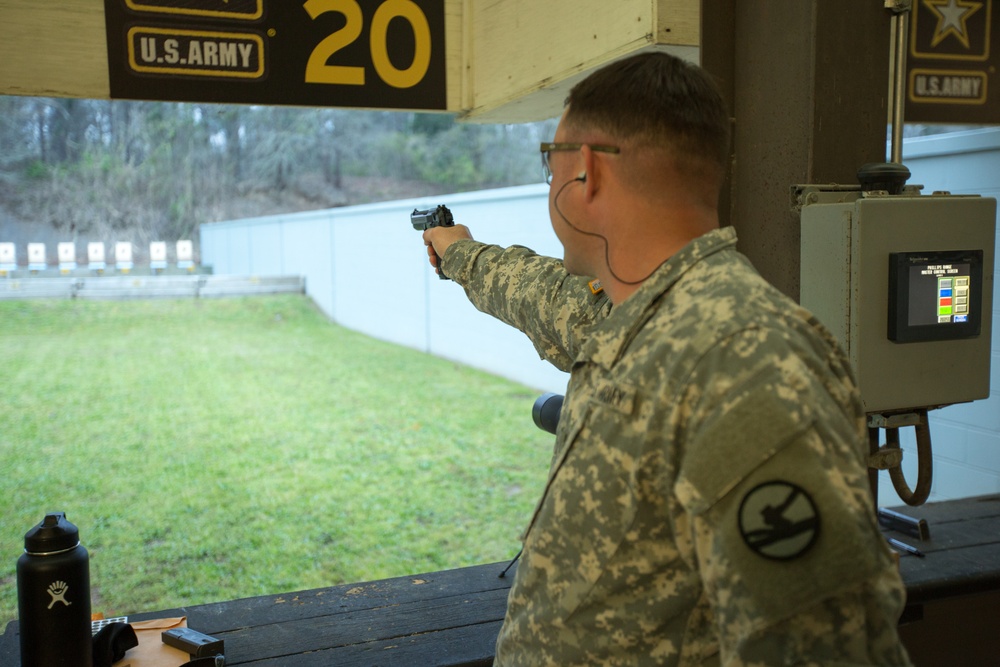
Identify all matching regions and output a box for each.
[922,0,984,49]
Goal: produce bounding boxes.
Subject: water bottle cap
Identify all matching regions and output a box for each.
[24,512,80,555]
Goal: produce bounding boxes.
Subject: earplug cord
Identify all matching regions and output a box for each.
[553,177,663,286]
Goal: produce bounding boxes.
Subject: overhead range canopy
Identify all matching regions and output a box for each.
[0,0,699,123]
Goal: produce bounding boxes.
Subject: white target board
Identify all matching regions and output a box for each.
[28,243,45,262]
[115,242,133,271]
[57,243,75,262]
[88,242,105,263]
[149,242,167,262]
[0,242,15,273]
[150,241,167,271]
[28,243,46,271]
[58,242,77,273]
[177,240,194,270]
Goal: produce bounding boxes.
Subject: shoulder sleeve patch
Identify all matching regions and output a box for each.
[738,481,820,560]
[677,383,814,516]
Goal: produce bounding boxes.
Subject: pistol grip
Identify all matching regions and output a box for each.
[435,250,449,280]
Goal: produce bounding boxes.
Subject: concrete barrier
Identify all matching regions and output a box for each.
[0,278,78,299]
[0,275,305,301]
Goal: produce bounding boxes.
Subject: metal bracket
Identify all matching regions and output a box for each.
[792,183,927,212]
[884,0,913,14]
[868,412,923,429]
[870,447,904,470]
[790,184,862,213]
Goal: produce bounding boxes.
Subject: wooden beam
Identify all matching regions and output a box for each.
[0,0,110,99]
[463,0,699,123]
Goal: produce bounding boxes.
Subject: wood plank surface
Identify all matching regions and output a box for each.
[886,496,1000,604]
[123,562,515,666]
[242,621,501,667]
[2,497,998,666]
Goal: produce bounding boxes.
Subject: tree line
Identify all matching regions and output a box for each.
[0,96,557,249]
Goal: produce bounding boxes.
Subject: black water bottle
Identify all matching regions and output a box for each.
[16,512,93,667]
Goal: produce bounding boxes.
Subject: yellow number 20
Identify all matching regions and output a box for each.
[304,0,431,89]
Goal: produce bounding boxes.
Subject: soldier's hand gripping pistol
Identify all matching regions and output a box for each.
[410,204,455,280]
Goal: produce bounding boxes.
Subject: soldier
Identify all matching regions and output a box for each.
[421,52,912,666]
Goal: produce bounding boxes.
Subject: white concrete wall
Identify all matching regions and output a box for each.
[203,130,1000,505]
[201,184,572,395]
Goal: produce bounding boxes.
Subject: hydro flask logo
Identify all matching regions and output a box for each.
[46,581,71,609]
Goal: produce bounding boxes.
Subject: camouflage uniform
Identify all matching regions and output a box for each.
[441,227,912,666]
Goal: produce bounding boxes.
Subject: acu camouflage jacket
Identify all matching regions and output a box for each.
[441,226,912,666]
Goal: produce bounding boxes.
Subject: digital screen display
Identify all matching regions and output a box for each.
[888,249,983,343]
[907,262,972,326]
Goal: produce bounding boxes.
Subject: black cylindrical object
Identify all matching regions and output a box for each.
[16,512,93,667]
[857,162,910,195]
[532,393,564,435]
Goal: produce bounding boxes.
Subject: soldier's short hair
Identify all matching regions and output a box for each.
[565,52,731,180]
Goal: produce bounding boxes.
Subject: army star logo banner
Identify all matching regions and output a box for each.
[906,0,999,123]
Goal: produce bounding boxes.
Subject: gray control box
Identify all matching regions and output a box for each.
[799,189,996,413]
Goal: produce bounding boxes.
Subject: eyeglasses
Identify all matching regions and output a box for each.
[540,142,620,184]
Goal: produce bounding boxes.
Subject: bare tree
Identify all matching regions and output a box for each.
[0,95,559,252]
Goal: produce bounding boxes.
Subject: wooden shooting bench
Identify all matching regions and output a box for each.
[2,494,998,666]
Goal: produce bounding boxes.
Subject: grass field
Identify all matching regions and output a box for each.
[0,295,554,625]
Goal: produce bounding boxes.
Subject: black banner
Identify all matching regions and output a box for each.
[104,0,447,110]
[906,0,999,124]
